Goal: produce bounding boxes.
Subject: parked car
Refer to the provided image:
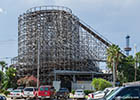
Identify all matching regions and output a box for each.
[104,87,119,97]
[87,87,119,100]
[102,85,140,100]
[87,91,103,100]
[7,88,14,92]
[23,87,38,99]
[17,86,24,91]
[7,88,14,97]
[55,88,69,99]
[0,95,6,100]
[73,89,85,99]
[9,89,23,99]
[38,85,55,100]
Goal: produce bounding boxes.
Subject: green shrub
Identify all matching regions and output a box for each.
[71,90,75,94]
[84,90,94,95]
[91,78,112,91]
[0,89,5,93]
[3,90,10,96]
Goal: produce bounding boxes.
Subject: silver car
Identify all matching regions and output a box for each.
[23,87,37,99]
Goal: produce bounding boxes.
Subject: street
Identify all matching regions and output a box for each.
[6,98,85,100]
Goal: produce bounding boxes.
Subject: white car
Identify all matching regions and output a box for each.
[23,87,37,99]
[87,87,118,100]
[7,88,14,97]
[74,89,85,99]
[87,91,103,100]
[7,88,14,92]
[9,89,23,99]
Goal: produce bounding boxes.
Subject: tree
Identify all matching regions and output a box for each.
[135,52,140,81]
[2,67,17,89]
[118,53,140,84]
[118,56,135,83]
[91,78,112,91]
[0,61,7,72]
[0,70,4,88]
[17,76,28,87]
[107,44,122,82]
[17,75,37,87]
[136,52,140,66]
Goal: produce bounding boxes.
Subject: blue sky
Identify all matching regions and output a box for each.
[0,0,140,65]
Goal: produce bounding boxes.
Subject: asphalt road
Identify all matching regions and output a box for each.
[7,98,76,100]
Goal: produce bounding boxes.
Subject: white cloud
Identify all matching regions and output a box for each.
[0,8,3,13]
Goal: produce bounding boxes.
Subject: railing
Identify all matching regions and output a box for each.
[79,19,126,56]
[26,5,72,14]
[79,19,113,45]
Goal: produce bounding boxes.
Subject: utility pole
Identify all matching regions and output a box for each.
[134,44,137,81]
[113,59,116,87]
[37,38,40,88]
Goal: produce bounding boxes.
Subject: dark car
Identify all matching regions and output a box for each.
[102,85,140,100]
[0,95,6,100]
[55,88,69,100]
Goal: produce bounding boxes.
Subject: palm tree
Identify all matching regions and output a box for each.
[107,44,122,83]
[0,61,7,72]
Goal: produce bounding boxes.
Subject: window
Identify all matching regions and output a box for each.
[116,87,140,99]
[106,87,122,100]
[40,87,49,91]
[59,88,68,92]
[13,90,21,92]
[24,88,33,91]
[40,87,44,91]
[44,87,48,91]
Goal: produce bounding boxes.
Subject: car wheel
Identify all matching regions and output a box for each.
[21,95,23,99]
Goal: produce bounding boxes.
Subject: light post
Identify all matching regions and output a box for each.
[37,37,40,88]
[134,44,137,81]
[113,59,116,87]
[135,56,137,81]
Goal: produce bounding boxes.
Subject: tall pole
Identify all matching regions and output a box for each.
[113,59,116,87]
[37,38,40,88]
[134,44,137,81]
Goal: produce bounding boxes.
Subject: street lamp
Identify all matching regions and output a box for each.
[113,59,116,87]
[37,37,40,88]
[134,44,137,81]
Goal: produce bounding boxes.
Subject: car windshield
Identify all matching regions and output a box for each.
[76,91,83,93]
[40,87,49,91]
[7,88,13,90]
[45,87,49,91]
[18,88,24,90]
[13,90,21,92]
[105,87,122,100]
[96,91,104,94]
[24,88,33,91]
[18,87,24,89]
[59,88,68,92]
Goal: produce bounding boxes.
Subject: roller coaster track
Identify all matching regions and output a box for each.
[79,19,125,56]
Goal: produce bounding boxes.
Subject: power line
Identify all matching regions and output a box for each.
[0,57,13,59]
[0,40,17,46]
[0,39,17,43]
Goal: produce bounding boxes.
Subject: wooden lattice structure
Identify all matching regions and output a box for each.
[16,6,112,84]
